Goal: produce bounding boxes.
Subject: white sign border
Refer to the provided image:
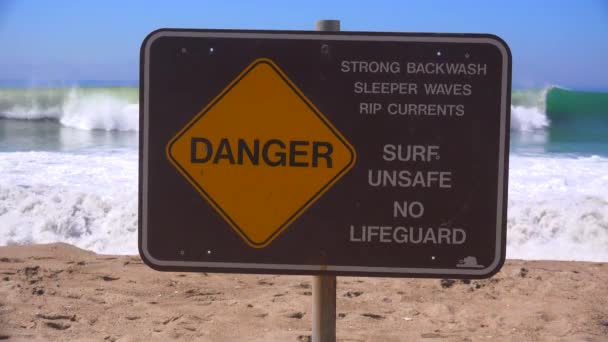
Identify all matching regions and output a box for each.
[141,30,510,276]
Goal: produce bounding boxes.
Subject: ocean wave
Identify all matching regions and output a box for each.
[510,105,550,132]
[1,85,607,135]
[510,87,550,132]
[510,86,608,133]
[0,87,138,131]
[59,90,138,131]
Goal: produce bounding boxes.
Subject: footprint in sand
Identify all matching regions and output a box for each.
[362,313,385,320]
[344,291,363,298]
[287,312,305,319]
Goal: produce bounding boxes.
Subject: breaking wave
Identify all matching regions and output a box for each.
[2,85,606,134]
[511,86,608,133]
[0,87,138,131]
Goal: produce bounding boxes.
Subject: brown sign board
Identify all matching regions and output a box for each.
[139,29,511,278]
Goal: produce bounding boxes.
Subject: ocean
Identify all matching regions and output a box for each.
[1,86,607,261]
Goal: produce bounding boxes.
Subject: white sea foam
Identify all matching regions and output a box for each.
[510,105,549,132]
[59,90,139,131]
[0,104,62,121]
[507,155,608,261]
[510,87,550,132]
[1,151,607,261]
[0,151,138,254]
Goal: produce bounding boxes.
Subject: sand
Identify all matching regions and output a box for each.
[0,243,607,341]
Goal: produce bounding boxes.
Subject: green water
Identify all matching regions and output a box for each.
[0,86,138,113]
[546,87,608,119]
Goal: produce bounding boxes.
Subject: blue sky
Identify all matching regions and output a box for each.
[1,0,607,90]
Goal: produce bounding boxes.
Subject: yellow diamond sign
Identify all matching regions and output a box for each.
[166,58,356,248]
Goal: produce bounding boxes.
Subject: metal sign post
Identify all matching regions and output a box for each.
[312,18,340,342]
[312,273,336,342]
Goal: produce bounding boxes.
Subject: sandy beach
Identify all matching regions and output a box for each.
[0,243,606,341]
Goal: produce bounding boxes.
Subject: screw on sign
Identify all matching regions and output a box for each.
[140,29,510,278]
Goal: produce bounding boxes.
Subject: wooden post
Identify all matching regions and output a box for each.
[312,20,340,342]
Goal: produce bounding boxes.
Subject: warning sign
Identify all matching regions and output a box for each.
[166,59,356,248]
[140,29,511,278]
